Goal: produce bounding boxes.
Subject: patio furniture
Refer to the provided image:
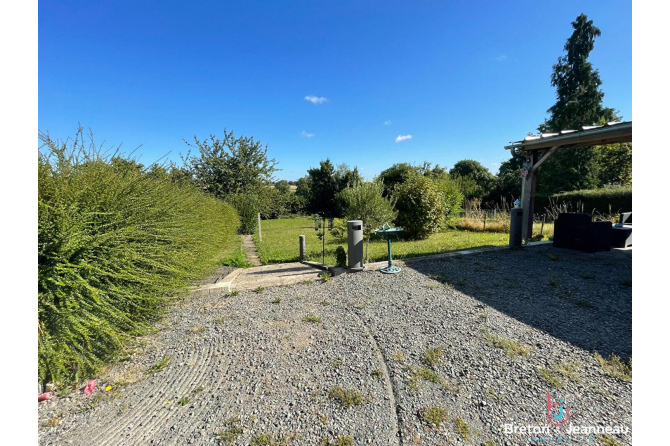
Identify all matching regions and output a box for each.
[552,213,612,253]
[611,212,632,248]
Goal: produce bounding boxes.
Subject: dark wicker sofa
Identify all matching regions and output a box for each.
[552,213,612,253]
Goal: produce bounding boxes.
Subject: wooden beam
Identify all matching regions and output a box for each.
[532,145,561,170]
[516,126,632,152]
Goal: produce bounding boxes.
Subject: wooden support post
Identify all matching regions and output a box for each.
[521,151,539,242]
[483,213,487,231]
[258,213,262,242]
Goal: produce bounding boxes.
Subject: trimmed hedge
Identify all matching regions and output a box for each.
[39,132,240,387]
[536,186,632,216]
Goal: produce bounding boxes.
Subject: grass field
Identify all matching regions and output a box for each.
[252,218,521,265]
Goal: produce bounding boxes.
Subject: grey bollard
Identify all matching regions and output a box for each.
[299,235,305,261]
[347,220,364,271]
[509,208,523,248]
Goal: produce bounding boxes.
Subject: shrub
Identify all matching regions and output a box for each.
[536,186,632,218]
[335,246,347,267]
[227,192,260,234]
[38,129,240,387]
[393,175,447,239]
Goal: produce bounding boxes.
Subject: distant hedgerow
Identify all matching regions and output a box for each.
[38,128,240,388]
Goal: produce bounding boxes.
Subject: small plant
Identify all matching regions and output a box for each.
[598,434,624,446]
[425,282,440,289]
[228,290,239,297]
[371,369,384,379]
[575,300,595,308]
[420,406,448,428]
[556,361,581,382]
[250,434,278,446]
[147,355,170,376]
[192,326,206,334]
[392,350,406,362]
[408,366,454,392]
[44,414,63,427]
[354,304,364,310]
[483,440,497,446]
[215,317,226,324]
[335,246,347,267]
[194,386,205,394]
[179,396,190,406]
[424,346,444,367]
[595,353,632,382]
[303,279,314,285]
[581,274,595,280]
[256,286,265,293]
[547,254,559,261]
[320,272,332,282]
[272,297,281,304]
[480,311,489,321]
[320,300,331,306]
[482,330,530,358]
[328,386,364,408]
[453,417,470,441]
[303,314,321,323]
[548,276,561,288]
[320,436,354,446]
[539,367,563,388]
[330,358,343,368]
[219,427,243,444]
[486,386,501,401]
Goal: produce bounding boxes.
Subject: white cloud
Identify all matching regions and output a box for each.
[301,130,314,138]
[496,55,507,61]
[395,134,412,143]
[384,120,391,125]
[305,95,328,104]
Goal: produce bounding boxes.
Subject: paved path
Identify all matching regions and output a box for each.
[242,235,262,267]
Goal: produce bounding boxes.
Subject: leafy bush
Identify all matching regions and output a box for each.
[335,246,347,267]
[393,175,447,239]
[338,180,397,261]
[227,193,260,234]
[38,130,240,387]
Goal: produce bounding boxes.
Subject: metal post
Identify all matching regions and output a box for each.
[258,213,262,242]
[322,215,325,264]
[387,238,393,268]
[299,235,305,262]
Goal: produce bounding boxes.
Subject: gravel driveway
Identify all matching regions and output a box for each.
[38,245,632,445]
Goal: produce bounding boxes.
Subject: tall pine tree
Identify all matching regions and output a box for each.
[537,14,623,194]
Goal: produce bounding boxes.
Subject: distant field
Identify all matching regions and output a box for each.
[252,218,512,265]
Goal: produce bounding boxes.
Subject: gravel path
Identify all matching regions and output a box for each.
[38,245,632,445]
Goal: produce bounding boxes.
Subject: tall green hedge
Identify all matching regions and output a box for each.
[38,132,240,387]
[536,186,632,216]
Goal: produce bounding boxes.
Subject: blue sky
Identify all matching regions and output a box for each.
[39,0,632,181]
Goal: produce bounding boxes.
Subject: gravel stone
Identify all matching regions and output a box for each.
[38,245,631,445]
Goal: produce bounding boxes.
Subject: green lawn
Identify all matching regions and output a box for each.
[252,218,512,265]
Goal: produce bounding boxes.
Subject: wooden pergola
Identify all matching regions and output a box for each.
[504,121,632,242]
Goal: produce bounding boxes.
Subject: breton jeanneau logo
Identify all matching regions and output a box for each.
[547,394,570,425]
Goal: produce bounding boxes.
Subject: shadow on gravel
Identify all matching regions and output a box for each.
[408,245,632,359]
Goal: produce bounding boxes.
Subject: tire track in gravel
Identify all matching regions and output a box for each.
[82,339,214,446]
[131,341,214,445]
[346,308,401,446]
[164,338,239,446]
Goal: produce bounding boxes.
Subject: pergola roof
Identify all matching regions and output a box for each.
[505,121,632,152]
